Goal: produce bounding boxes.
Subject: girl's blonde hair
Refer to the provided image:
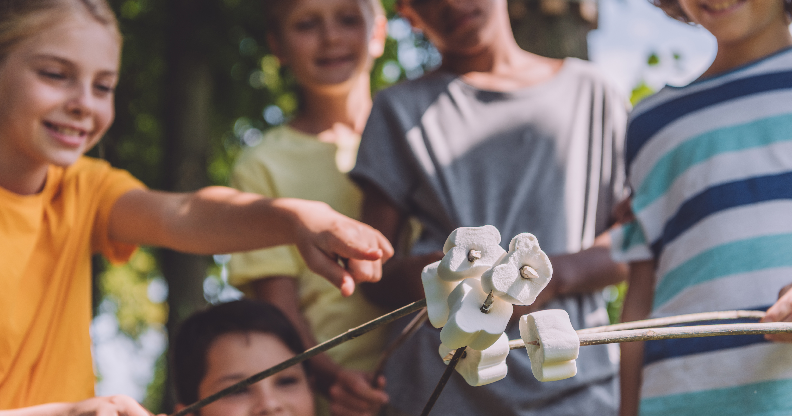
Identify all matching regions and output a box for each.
[0,0,119,61]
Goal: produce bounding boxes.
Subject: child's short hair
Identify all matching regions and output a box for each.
[653,0,792,23]
[171,299,308,405]
[264,0,385,36]
[0,0,119,61]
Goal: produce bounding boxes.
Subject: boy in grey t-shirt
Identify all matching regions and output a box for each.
[350,0,629,415]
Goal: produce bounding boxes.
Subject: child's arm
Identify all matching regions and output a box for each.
[619,259,656,416]
[358,184,443,308]
[250,278,388,414]
[0,395,159,416]
[109,187,393,296]
[761,282,792,342]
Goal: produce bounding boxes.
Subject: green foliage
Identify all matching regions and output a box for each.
[647,52,660,66]
[605,282,628,324]
[630,81,655,106]
[98,249,168,339]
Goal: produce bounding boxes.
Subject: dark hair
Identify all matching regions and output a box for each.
[651,0,792,23]
[171,299,308,405]
[0,0,120,61]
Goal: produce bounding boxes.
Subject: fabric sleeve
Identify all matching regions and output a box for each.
[227,150,304,287]
[595,79,631,236]
[349,91,419,213]
[609,220,653,263]
[91,166,147,264]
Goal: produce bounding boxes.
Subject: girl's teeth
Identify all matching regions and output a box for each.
[53,126,82,136]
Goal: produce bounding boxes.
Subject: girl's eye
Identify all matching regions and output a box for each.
[39,70,66,80]
[94,83,115,94]
[274,375,301,387]
[294,18,319,31]
[339,14,364,27]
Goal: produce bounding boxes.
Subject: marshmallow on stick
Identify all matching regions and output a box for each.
[422,261,460,328]
[441,278,513,351]
[481,233,552,305]
[519,310,579,382]
[438,333,510,386]
[438,225,506,282]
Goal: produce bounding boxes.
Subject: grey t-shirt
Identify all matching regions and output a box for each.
[351,58,627,415]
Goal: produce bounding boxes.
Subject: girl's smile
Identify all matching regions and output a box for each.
[0,12,119,194]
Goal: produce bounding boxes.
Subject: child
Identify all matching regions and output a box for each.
[227,0,389,414]
[613,0,792,415]
[349,0,629,415]
[0,0,393,413]
[172,299,316,416]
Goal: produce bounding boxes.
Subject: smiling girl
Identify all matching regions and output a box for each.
[226,1,390,415]
[0,1,392,414]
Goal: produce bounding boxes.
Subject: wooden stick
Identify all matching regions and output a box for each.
[507,321,792,350]
[170,299,427,416]
[420,347,466,416]
[576,310,766,334]
[577,322,792,346]
[372,307,429,384]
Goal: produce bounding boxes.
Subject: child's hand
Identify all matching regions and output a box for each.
[0,395,161,416]
[328,370,388,416]
[286,199,394,297]
[761,283,792,342]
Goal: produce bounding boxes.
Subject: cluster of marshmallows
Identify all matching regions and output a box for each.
[422,225,580,386]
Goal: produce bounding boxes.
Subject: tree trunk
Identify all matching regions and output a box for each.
[508,0,598,59]
[160,0,215,410]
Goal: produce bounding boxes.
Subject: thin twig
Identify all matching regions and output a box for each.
[577,322,792,346]
[171,298,427,416]
[420,347,466,416]
[507,321,792,350]
[577,310,766,334]
[507,309,769,350]
[372,307,429,385]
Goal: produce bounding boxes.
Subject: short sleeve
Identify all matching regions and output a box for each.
[91,166,146,264]
[350,91,419,212]
[610,220,653,263]
[595,77,630,236]
[227,149,304,285]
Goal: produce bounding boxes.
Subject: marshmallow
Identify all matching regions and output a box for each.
[438,333,510,386]
[440,278,513,351]
[481,233,552,305]
[519,310,579,382]
[421,261,460,328]
[438,225,506,282]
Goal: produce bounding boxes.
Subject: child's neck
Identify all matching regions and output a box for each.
[438,14,564,92]
[288,74,372,140]
[0,157,48,195]
[703,22,792,78]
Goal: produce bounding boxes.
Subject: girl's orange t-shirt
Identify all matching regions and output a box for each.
[0,157,144,409]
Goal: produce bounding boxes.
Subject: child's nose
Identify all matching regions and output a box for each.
[65,82,95,118]
[252,387,285,415]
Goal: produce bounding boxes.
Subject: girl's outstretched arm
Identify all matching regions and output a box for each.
[108,187,393,296]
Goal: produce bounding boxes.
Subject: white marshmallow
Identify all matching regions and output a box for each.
[421,261,460,328]
[438,333,510,386]
[440,278,513,351]
[438,225,506,282]
[481,233,553,305]
[519,309,580,382]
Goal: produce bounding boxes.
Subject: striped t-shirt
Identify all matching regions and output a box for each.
[611,47,792,416]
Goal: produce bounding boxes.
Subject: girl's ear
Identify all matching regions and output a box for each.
[266,32,287,66]
[368,15,388,59]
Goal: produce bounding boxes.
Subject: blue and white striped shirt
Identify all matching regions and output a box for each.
[612,47,792,416]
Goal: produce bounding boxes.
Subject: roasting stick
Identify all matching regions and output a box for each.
[576,309,767,334]
[372,307,429,385]
[509,321,792,350]
[170,299,427,416]
[419,347,466,416]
